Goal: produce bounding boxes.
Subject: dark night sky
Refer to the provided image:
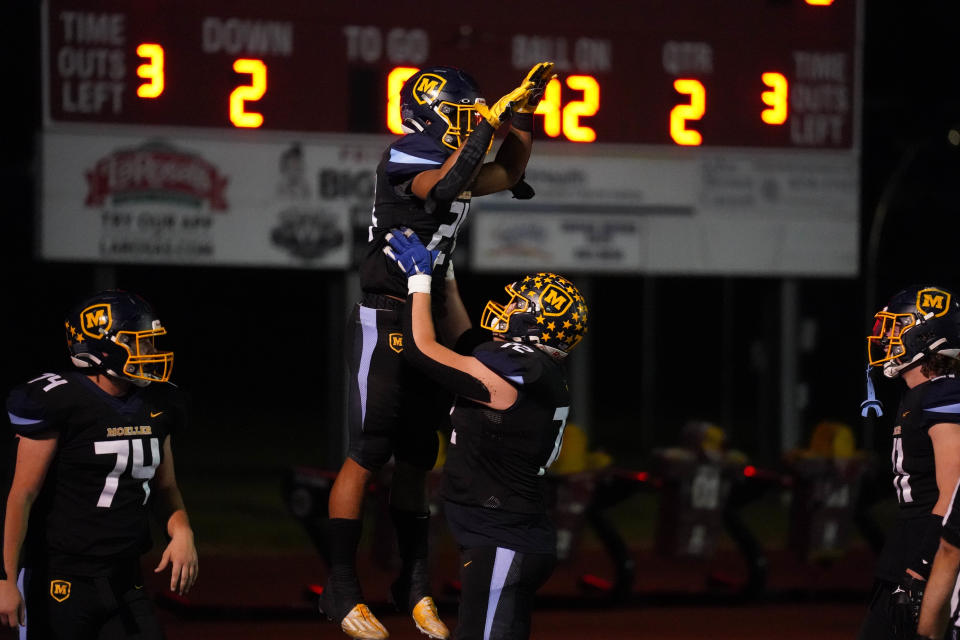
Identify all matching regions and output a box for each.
[2,2,959,470]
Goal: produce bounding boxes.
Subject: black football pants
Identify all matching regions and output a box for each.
[454,546,555,640]
[21,566,163,640]
[345,297,444,472]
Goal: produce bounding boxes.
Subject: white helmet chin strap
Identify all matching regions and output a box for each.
[70,355,93,369]
[401,118,426,134]
[71,353,151,386]
[536,343,568,361]
[884,338,953,378]
[883,352,925,378]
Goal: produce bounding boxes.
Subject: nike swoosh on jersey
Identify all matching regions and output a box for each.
[150,411,163,418]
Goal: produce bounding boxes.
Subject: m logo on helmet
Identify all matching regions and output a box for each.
[389,332,403,353]
[541,285,573,316]
[413,74,446,105]
[81,303,112,338]
[50,579,71,602]
[917,288,951,317]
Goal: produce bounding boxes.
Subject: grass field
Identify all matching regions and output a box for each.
[0,412,888,640]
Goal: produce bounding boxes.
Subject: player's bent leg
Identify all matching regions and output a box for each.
[320,514,391,640]
[322,458,390,638]
[389,461,448,639]
[329,458,375,519]
[330,301,413,638]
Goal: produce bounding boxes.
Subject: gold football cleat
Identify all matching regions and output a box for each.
[411,596,449,639]
[340,603,390,639]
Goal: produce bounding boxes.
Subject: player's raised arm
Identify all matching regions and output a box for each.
[383,228,517,410]
[410,62,554,203]
[472,61,554,197]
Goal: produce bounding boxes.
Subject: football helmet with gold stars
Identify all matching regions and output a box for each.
[65,290,173,386]
[480,272,588,360]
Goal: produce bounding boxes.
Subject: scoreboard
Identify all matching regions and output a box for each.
[39,0,863,276]
[43,0,859,148]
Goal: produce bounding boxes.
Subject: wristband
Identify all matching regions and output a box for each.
[408,274,432,294]
[512,112,533,132]
[943,517,960,549]
[912,513,944,579]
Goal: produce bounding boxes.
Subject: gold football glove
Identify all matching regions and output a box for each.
[515,61,556,114]
[476,85,532,129]
[475,62,554,128]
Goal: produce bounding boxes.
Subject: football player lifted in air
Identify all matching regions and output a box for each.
[857,285,960,640]
[321,62,555,640]
[0,290,197,638]
[383,227,587,640]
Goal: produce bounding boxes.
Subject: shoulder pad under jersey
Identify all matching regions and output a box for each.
[922,376,960,424]
[385,134,447,182]
[6,372,79,436]
[473,342,545,386]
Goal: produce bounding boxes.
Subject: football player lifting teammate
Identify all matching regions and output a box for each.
[0,290,197,639]
[858,285,960,640]
[321,62,555,640]
[383,227,587,640]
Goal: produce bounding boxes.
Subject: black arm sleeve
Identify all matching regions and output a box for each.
[943,522,960,549]
[402,297,491,403]
[909,513,944,579]
[424,121,495,214]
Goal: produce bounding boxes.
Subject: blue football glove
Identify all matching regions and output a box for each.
[383,227,438,276]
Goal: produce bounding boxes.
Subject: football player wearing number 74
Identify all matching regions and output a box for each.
[383,227,588,640]
[0,290,197,638]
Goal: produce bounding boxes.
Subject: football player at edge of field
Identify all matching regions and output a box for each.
[383,227,587,640]
[0,290,197,637]
[319,61,556,640]
[857,285,960,640]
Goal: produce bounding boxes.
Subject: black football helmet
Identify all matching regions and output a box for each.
[480,272,588,360]
[867,285,960,378]
[399,66,485,151]
[65,290,173,386]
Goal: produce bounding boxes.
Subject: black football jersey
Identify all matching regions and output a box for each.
[360,131,472,301]
[874,375,960,582]
[5,371,186,575]
[441,341,570,516]
[890,376,960,516]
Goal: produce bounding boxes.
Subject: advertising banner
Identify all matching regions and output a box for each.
[40,130,386,268]
[41,132,857,276]
[471,145,858,276]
